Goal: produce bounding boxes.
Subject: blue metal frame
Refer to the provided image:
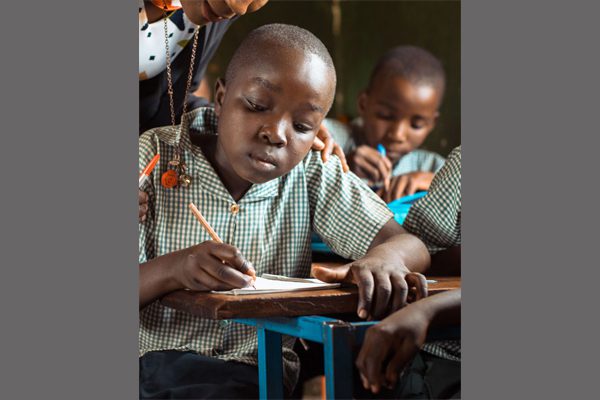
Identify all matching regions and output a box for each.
[235,316,377,399]
[235,316,460,399]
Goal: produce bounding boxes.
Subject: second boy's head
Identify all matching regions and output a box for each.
[213,23,336,185]
[358,46,445,163]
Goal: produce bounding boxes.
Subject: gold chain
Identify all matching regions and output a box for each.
[162,1,199,169]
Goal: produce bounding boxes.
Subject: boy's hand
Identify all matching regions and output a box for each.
[348,145,392,185]
[173,241,256,291]
[139,190,149,223]
[379,171,435,202]
[355,303,430,394]
[312,261,427,320]
[313,124,349,172]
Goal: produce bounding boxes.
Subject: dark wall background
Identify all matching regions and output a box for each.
[204,0,460,156]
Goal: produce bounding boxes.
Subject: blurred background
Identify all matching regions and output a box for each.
[199,0,460,157]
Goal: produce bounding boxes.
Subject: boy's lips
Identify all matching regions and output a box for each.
[249,152,278,171]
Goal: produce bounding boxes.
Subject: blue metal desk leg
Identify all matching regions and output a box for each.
[323,322,355,399]
[257,327,284,399]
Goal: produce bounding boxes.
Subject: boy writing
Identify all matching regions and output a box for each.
[139,24,430,398]
[325,45,447,202]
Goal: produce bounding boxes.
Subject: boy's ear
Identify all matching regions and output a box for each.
[214,78,226,116]
[357,90,368,116]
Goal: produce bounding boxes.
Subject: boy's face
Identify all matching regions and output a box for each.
[358,76,441,163]
[214,47,334,184]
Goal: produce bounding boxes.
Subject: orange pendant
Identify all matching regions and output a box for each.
[161,169,179,188]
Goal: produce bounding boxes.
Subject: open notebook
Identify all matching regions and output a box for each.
[211,274,438,296]
[212,274,341,295]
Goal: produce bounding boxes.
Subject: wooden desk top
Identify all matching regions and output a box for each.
[160,262,460,319]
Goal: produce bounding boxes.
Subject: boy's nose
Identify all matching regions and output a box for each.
[258,121,288,147]
[390,121,409,142]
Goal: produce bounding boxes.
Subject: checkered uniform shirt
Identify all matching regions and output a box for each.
[403,146,461,361]
[139,107,394,390]
[323,118,446,176]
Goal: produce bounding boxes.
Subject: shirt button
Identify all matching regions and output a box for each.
[230,204,240,215]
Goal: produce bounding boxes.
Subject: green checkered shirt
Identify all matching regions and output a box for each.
[403,146,461,254]
[139,107,393,389]
[403,146,461,361]
[323,118,446,176]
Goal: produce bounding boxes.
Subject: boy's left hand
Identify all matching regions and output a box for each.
[312,123,349,173]
[378,171,435,202]
[312,260,427,320]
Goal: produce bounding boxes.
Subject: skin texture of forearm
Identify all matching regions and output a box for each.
[368,219,431,273]
[139,251,183,310]
[418,288,461,327]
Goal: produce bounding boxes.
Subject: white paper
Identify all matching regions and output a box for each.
[211,274,438,295]
[212,275,340,295]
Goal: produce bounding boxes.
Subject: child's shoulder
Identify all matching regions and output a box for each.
[301,148,346,178]
[139,125,179,147]
[393,148,446,174]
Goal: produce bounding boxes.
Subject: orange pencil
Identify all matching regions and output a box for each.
[188,202,223,243]
[139,154,160,188]
[188,202,257,285]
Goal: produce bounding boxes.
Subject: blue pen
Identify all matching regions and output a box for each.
[370,144,388,191]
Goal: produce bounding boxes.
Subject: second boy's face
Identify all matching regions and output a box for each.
[359,76,440,163]
[214,47,334,184]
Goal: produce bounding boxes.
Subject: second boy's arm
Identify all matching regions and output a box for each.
[356,289,461,393]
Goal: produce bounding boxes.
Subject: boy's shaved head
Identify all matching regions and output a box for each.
[225,23,337,107]
[368,45,445,100]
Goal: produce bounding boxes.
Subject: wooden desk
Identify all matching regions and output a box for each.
[161,262,460,319]
[160,262,461,400]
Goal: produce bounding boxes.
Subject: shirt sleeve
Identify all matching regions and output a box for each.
[403,146,461,254]
[304,151,394,259]
[138,132,159,264]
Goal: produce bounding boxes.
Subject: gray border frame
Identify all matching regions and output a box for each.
[1,1,138,398]
[464,0,600,398]
[2,0,599,398]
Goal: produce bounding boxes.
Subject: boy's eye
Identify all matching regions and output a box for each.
[375,113,394,121]
[293,123,313,133]
[411,119,427,129]
[245,98,268,112]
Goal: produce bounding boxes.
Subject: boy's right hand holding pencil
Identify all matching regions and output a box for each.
[139,203,256,308]
[170,241,256,292]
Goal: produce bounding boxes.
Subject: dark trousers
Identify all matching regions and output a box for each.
[354,351,461,399]
[293,340,459,399]
[139,351,259,399]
